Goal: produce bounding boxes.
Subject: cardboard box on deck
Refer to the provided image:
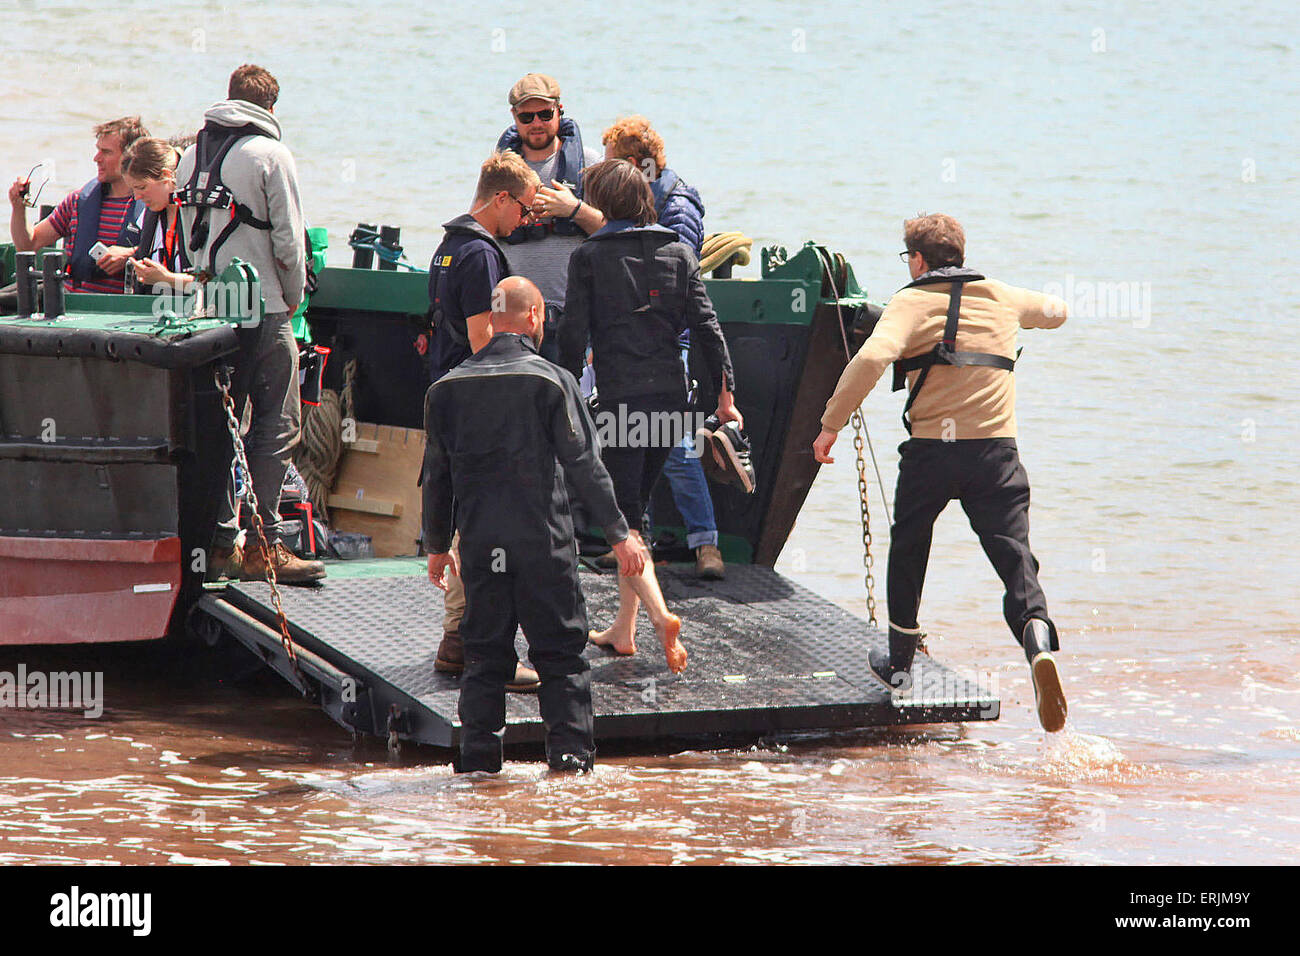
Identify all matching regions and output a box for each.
[328,423,425,557]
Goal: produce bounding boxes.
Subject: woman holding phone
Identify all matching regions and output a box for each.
[120,137,195,293]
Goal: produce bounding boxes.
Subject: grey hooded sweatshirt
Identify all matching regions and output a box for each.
[176,100,306,314]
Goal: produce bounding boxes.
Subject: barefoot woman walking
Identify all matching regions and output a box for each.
[558,159,742,673]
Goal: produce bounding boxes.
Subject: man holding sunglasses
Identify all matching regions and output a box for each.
[423,150,543,692]
[493,74,605,362]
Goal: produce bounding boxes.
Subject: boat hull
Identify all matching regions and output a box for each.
[0,535,182,645]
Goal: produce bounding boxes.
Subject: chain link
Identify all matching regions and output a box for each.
[214,366,310,693]
[849,409,878,627]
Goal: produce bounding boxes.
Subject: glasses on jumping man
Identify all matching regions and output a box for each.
[515,108,555,124]
[898,250,914,262]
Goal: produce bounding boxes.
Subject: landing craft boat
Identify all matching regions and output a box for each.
[0,236,999,751]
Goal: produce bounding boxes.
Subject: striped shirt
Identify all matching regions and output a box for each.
[46,189,135,293]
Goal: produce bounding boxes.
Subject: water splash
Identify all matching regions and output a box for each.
[1041,725,1129,779]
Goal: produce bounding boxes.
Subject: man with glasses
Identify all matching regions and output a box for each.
[493,74,605,361]
[813,214,1071,733]
[423,150,542,692]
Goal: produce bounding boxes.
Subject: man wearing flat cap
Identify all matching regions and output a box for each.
[493,73,605,362]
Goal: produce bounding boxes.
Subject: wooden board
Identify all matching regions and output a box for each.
[329,423,425,557]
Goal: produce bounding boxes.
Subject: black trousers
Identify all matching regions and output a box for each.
[457,540,594,772]
[600,394,684,535]
[887,438,1059,651]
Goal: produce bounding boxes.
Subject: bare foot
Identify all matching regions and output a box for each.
[589,627,636,656]
[656,614,687,673]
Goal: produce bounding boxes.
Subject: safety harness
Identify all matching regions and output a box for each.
[891,269,1019,434]
[175,124,272,279]
[496,118,588,243]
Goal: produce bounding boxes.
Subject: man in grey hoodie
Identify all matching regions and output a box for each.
[177,64,323,583]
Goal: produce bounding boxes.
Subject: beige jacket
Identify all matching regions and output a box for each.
[822,276,1066,440]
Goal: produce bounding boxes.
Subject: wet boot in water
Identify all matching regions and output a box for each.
[869,624,922,692]
[1024,619,1067,732]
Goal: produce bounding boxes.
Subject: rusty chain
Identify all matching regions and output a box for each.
[214,366,310,693]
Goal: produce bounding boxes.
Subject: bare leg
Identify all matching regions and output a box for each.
[589,531,686,672]
[626,558,686,673]
[589,573,640,655]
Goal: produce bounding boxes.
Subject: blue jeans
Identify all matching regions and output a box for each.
[658,345,718,549]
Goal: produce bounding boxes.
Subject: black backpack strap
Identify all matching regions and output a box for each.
[893,281,1020,434]
[895,281,965,433]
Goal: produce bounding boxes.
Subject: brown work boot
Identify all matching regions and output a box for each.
[206,543,244,582]
[435,631,540,694]
[435,631,464,672]
[695,544,725,580]
[239,542,327,584]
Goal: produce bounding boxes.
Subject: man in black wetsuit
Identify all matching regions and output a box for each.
[423,276,645,773]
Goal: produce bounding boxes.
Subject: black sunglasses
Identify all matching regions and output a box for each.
[515,108,555,124]
[508,194,532,218]
[898,250,915,262]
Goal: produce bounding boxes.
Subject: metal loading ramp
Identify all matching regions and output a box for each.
[198,559,999,750]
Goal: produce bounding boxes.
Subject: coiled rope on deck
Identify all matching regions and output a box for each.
[699,231,753,274]
[293,359,358,523]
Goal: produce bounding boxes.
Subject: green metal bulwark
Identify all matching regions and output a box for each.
[312,265,429,317]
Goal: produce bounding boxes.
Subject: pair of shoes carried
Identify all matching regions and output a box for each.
[435,631,540,694]
[695,415,756,494]
[592,550,619,570]
[206,543,243,582]
[238,541,326,584]
[1023,619,1068,733]
[695,543,725,580]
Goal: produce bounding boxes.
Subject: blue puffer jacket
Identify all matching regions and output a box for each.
[651,169,705,257]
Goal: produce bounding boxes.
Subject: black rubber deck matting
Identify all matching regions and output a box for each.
[221,563,998,747]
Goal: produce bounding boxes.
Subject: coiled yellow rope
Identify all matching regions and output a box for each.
[699,231,753,275]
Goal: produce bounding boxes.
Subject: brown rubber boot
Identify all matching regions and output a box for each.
[206,543,244,582]
[695,544,725,580]
[436,631,540,694]
[239,542,327,584]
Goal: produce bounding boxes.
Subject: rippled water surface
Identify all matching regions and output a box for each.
[1,0,1297,864]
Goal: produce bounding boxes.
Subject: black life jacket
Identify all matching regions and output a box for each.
[175,122,273,278]
[890,268,1020,435]
[67,178,144,284]
[496,118,588,244]
[427,216,512,349]
[130,206,191,292]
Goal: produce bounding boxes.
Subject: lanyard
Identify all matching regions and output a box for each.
[162,206,179,266]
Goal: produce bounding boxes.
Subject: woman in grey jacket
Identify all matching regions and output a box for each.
[559,159,742,673]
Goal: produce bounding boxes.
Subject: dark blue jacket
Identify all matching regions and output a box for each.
[650,169,705,257]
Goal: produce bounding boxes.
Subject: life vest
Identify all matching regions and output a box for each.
[175,122,273,278]
[890,268,1020,435]
[130,206,190,291]
[496,118,587,244]
[67,178,144,284]
[427,216,512,349]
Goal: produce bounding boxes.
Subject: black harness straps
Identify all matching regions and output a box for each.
[891,276,1019,434]
[176,127,273,278]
